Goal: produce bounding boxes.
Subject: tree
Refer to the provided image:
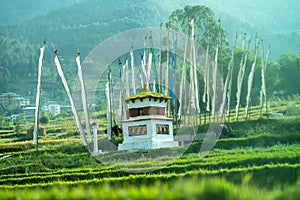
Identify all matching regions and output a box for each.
[276,53,300,96]
[166,5,228,54]
[0,66,10,93]
[40,113,50,125]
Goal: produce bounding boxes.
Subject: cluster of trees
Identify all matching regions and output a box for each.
[166,5,299,109]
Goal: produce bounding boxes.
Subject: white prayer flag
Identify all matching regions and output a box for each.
[54,55,87,145]
[33,45,45,145]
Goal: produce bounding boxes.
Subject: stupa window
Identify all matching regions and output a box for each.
[129,107,165,117]
[128,125,147,136]
[156,124,169,135]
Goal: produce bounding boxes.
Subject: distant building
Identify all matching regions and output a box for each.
[11,114,19,123]
[49,104,60,116]
[42,104,61,116]
[0,93,30,110]
[23,106,36,121]
[15,97,30,107]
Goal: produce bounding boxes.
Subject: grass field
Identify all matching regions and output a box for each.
[0,97,299,199]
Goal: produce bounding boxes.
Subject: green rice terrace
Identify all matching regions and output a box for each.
[0,97,300,200]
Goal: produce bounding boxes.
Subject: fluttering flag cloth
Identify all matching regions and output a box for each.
[170,38,177,106]
[54,55,87,146]
[245,41,259,118]
[76,55,92,142]
[33,45,45,145]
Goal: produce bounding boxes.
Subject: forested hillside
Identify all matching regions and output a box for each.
[0,0,299,106]
[0,0,86,24]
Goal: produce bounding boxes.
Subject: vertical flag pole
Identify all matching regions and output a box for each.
[159,22,163,93]
[203,34,210,125]
[33,40,46,158]
[245,36,259,120]
[178,36,188,122]
[165,29,170,96]
[118,57,124,124]
[130,46,136,95]
[265,45,271,118]
[189,19,196,124]
[107,66,112,140]
[260,40,265,118]
[165,30,170,117]
[54,51,88,147]
[92,121,99,155]
[149,31,159,92]
[235,33,249,121]
[226,34,237,123]
[76,50,92,142]
[212,20,221,122]
[191,18,200,125]
[170,35,177,112]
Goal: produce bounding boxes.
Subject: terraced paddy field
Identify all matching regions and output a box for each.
[0,99,299,199]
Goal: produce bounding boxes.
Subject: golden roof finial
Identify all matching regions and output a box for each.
[140,83,150,93]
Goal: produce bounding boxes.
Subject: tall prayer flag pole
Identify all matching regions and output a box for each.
[148,31,159,92]
[106,66,112,140]
[159,22,163,93]
[235,33,249,121]
[178,37,188,120]
[54,52,87,146]
[170,37,177,107]
[130,46,136,95]
[76,50,92,142]
[220,33,237,120]
[165,30,170,95]
[33,40,46,157]
[260,41,271,117]
[192,18,200,116]
[212,20,221,120]
[245,36,259,119]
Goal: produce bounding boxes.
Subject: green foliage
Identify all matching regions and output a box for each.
[284,104,300,116]
[40,114,50,125]
[0,167,299,199]
[95,99,107,112]
[275,53,300,96]
[166,5,228,54]
[0,121,300,199]
[0,1,299,104]
[0,36,36,88]
[0,2,299,198]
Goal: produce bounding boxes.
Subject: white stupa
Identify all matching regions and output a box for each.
[118,84,178,151]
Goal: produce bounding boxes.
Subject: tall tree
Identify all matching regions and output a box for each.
[276,53,300,96]
[166,5,227,54]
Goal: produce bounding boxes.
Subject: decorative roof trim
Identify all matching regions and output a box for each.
[124,85,170,103]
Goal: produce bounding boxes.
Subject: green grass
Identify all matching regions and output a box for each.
[0,97,299,199]
[0,177,299,200]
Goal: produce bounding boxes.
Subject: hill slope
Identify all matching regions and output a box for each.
[0,0,86,24]
[0,0,299,99]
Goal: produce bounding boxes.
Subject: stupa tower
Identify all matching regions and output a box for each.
[118,84,178,151]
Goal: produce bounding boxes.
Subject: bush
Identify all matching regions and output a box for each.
[40,114,50,124]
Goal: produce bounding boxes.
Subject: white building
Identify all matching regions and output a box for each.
[48,104,60,116]
[118,86,178,151]
[42,104,61,116]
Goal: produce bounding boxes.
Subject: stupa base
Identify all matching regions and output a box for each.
[118,140,178,151]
